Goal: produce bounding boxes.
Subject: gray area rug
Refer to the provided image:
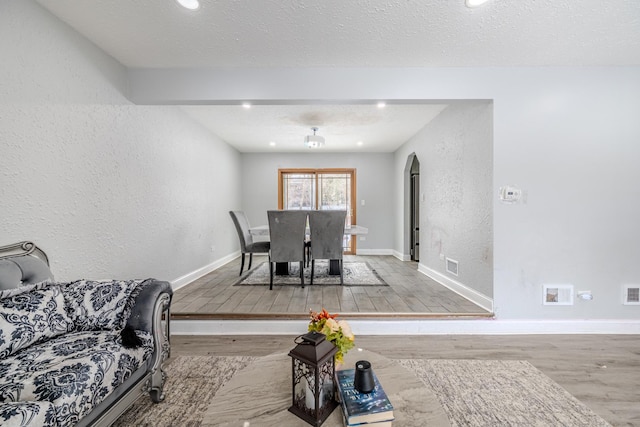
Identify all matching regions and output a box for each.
[112,356,257,427]
[115,356,611,427]
[398,359,611,427]
[234,260,388,286]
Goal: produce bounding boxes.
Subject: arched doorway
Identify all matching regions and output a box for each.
[409,155,420,262]
[403,152,420,263]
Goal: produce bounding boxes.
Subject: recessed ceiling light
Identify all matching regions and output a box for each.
[377,102,386,108]
[357,141,364,146]
[465,0,489,7]
[242,103,251,109]
[269,141,276,147]
[175,0,200,10]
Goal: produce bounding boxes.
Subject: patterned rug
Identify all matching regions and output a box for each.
[397,359,611,427]
[234,260,388,286]
[114,356,611,427]
[113,356,257,427]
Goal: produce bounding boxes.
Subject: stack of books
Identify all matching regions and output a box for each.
[335,368,395,426]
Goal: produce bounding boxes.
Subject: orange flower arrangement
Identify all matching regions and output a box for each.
[308,309,355,364]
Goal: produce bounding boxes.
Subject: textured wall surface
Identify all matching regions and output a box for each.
[3,1,640,321]
[395,104,493,298]
[0,1,241,282]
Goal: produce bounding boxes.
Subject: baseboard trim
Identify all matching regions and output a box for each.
[356,249,394,256]
[418,263,494,312]
[171,318,640,336]
[171,251,239,291]
[392,250,411,261]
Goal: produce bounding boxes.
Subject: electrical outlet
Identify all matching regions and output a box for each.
[359,236,366,241]
[577,291,593,301]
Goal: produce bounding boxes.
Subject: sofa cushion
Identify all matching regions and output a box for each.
[0,330,152,427]
[0,285,73,359]
[62,280,143,332]
[0,281,57,301]
[0,401,57,427]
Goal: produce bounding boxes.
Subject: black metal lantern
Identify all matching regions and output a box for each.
[288,331,339,426]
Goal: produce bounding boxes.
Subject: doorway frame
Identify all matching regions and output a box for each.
[403,153,419,261]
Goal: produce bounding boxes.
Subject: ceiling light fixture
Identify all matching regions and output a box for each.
[304,127,325,149]
[175,0,200,10]
[242,102,251,109]
[465,0,489,7]
[377,102,386,108]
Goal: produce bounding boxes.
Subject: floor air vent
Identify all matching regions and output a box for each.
[543,284,574,305]
[623,285,640,305]
[446,258,459,276]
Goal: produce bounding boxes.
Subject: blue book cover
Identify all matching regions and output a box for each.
[336,368,394,425]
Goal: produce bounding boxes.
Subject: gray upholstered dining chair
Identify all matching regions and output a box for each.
[308,210,347,285]
[267,210,308,290]
[229,211,270,276]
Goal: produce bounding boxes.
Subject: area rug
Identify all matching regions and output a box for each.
[397,359,611,427]
[112,356,257,427]
[234,260,388,286]
[114,356,611,427]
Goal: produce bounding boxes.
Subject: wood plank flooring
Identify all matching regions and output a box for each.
[170,334,640,427]
[171,255,491,318]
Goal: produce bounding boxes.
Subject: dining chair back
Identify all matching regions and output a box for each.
[267,210,308,290]
[229,211,270,276]
[308,210,347,285]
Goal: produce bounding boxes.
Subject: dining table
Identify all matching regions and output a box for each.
[249,224,369,275]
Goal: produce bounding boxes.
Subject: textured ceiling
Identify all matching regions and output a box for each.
[34,0,640,152]
[35,0,640,68]
[181,103,449,152]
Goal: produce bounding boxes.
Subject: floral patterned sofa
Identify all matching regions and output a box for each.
[0,242,172,427]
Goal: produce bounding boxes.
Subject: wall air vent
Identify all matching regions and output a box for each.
[445,258,459,276]
[543,284,574,305]
[623,285,640,305]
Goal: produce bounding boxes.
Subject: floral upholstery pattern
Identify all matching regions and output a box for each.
[62,280,143,332]
[0,285,73,359]
[0,264,171,427]
[0,330,152,427]
[0,401,57,427]
[0,281,54,300]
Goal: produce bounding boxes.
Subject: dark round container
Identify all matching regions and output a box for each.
[354,360,375,393]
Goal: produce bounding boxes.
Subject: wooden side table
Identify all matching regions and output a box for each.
[203,348,450,426]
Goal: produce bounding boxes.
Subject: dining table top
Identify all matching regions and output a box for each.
[249,224,368,236]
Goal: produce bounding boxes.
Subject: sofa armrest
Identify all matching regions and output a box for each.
[126,279,172,403]
[126,279,172,334]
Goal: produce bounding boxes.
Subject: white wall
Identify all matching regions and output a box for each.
[395,103,493,298]
[0,1,242,284]
[5,1,640,322]
[129,66,640,320]
[240,153,395,252]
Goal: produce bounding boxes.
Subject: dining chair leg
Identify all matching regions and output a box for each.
[269,261,274,290]
[248,253,253,270]
[299,261,304,288]
[310,259,315,285]
[339,259,344,285]
[239,253,246,276]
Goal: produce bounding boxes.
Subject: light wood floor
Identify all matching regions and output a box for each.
[171,255,491,319]
[170,334,640,427]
